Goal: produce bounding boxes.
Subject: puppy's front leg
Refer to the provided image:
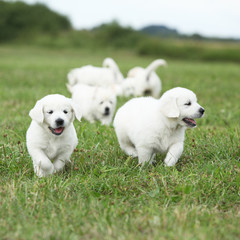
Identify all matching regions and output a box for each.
[86,115,95,123]
[30,149,55,177]
[53,151,72,173]
[164,142,183,166]
[101,118,111,126]
[53,159,66,173]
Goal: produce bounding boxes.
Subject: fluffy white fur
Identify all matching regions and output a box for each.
[26,94,81,177]
[114,87,205,166]
[67,58,124,87]
[68,84,117,126]
[125,59,167,98]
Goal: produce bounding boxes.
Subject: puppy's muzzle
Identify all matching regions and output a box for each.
[144,89,152,96]
[48,118,65,136]
[104,107,110,116]
[182,107,205,128]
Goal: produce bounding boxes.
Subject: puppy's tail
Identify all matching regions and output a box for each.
[103,57,118,69]
[103,58,123,82]
[145,59,167,75]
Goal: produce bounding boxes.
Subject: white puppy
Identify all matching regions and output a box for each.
[114,87,205,166]
[67,58,124,87]
[68,84,117,126]
[26,94,81,177]
[126,59,167,98]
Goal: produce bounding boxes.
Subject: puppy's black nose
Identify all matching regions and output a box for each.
[199,108,205,115]
[104,107,110,116]
[105,107,110,113]
[56,118,64,126]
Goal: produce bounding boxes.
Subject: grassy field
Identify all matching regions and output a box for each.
[0,45,239,240]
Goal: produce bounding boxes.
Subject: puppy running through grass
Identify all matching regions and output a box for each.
[67,84,117,126]
[114,87,205,166]
[26,94,81,177]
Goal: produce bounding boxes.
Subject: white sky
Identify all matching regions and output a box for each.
[22,0,240,38]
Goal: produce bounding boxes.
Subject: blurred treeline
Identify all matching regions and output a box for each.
[0,1,71,41]
[1,0,240,62]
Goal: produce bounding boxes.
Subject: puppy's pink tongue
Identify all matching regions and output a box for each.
[187,118,196,125]
[55,127,64,134]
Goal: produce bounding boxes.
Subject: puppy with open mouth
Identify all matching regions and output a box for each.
[26,94,81,177]
[114,87,205,166]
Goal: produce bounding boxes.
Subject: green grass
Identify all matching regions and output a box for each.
[0,45,239,240]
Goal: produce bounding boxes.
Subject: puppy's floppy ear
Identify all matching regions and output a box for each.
[29,100,44,123]
[160,96,180,118]
[70,100,81,121]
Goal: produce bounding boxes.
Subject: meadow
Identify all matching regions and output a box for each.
[0,45,239,240]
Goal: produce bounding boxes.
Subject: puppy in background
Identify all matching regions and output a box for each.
[67,84,117,126]
[114,87,204,166]
[26,94,81,177]
[126,59,167,98]
[67,57,124,87]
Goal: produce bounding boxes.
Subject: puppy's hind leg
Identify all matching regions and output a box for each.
[118,135,137,157]
[137,147,155,165]
[123,144,138,158]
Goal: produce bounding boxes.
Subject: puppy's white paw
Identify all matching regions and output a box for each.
[164,157,177,167]
[53,159,66,173]
[34,164,55,178]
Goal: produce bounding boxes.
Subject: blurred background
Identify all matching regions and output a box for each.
[0,0,240,62]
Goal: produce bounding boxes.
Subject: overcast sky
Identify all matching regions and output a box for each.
[22,0,240,38]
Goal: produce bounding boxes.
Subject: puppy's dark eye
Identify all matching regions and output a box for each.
[63,110,68,114]
[184,101,191,106]
[100,101,103,105]
[48,110,53,114]
[109,101,113,104]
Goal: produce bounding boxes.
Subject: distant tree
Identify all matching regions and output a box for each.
[0,0,72,41]
[141,25,179,37]
[92,20,143,48]
[191,33,204,40]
